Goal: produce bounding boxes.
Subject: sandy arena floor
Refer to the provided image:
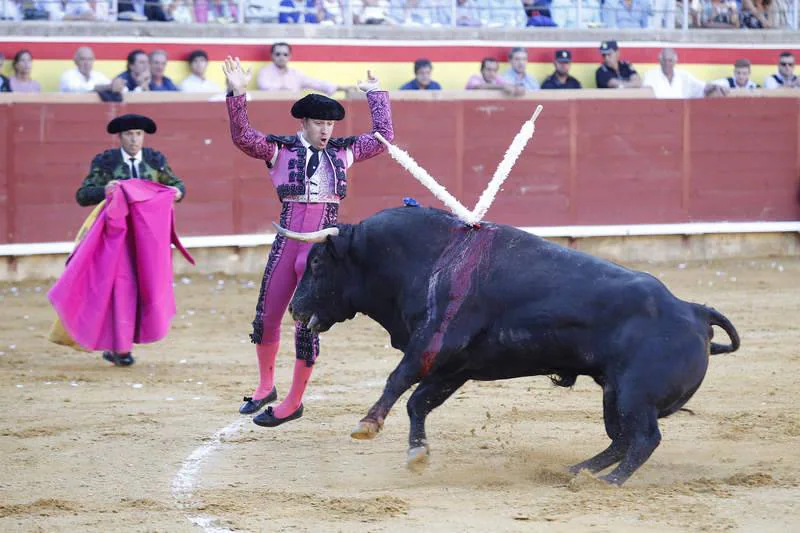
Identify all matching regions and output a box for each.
[1,256,799,533]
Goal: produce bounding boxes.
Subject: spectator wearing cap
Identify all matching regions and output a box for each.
[181,50,223,93]
[643,48,727,99]
[595,40,642,89]
[541,50,582,90]
[711,59,759,91]
[149,50,179,91]
[500,47,540,91]
[764,52,800,89]
[0,53,12,93]
[400,59,442,90]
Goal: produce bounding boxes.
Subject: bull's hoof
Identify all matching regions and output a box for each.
[350,420,381,440]
[406,446,430,473]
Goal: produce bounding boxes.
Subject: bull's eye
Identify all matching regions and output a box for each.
[310,257,321,272]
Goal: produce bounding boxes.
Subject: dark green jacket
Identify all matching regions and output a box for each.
[76,147,186,206]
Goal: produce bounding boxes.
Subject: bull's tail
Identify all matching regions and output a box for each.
[697,305,741,355]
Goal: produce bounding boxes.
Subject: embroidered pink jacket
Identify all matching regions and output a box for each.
[226,90,394,202]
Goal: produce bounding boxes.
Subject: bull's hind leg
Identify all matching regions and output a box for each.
[405,374,468,473]
[569,386,628,475]
[598,389,661,486]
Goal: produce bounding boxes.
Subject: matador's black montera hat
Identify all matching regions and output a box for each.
[107,114,157,134]
[291,94,345,121]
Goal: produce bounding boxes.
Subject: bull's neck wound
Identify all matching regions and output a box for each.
[420,227,497,376]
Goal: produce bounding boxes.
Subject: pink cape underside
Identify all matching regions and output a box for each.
[48,180,195,353]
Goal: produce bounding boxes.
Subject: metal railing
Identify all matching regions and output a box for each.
[0,0,796,29]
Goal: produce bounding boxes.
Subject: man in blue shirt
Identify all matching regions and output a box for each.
[542,49,582,90]
[500,47,540,91]
[400,59,442,90]
[148,50,179,91]
[595,40,642,89]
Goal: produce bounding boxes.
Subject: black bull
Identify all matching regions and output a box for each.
[283,206,740,485]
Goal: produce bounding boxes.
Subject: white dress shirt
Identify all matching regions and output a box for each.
[643,68,707,99]
[121,149,143,178]
[60,68,111,93]
[180,73,222,93]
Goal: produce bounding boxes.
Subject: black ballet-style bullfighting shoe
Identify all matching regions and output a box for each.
[238,387,278,415]
[102,351,135,367]
[252,404,304,428]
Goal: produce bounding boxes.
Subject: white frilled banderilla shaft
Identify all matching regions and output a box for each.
[374,104,543,227]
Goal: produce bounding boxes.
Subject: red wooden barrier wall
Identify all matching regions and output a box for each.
[1,98,798,245]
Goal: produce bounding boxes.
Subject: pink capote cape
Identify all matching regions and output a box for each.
[48,180,194,353]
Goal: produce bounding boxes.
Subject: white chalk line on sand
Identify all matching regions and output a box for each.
[171,379,385,532]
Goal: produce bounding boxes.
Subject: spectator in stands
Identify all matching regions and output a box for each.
[0,0,21,20]
[649,0,675,28]
[740,0,782,28]
[196,0,239,22]
[20,0,64,20]
[698,0,738,27]
[9,49,41,93]
[118,0,170,20]
[0,53,10,93]
[353,0,390,23]
[523,0,557,26]
[550,0,602,27]
[480,0,527,26]
[257,42,353,94]
[390,0,450,25]
[711,59,759,91]
[456,0,482,26]
[181,50,223,92]
[604,0,649,28]
[117,49,152,92]
[60,47,121,94]
[149,50,179,91]
[279,0,320,23]
[764,52,800,89]
[501,47,540,91]
[163,0,195,22]
[595,41,642,89]
[465,58,525,95]
[63,0,111,20]
[400,59,442,90]
[643,48,727,99]
[541,50,582,90]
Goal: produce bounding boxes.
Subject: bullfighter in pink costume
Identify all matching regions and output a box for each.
[222,56,394,427]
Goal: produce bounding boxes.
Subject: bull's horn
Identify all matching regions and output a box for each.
[272,222,340,243]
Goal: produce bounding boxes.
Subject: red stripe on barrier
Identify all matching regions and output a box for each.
[0,41,792,65]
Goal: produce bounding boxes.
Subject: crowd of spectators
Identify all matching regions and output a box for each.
[1,42,798,97]
[0,0,795,29]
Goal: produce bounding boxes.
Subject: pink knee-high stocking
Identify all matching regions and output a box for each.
[271,359,314,418]
[253,341,279,400]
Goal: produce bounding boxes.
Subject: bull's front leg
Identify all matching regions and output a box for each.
[351,343,428,441]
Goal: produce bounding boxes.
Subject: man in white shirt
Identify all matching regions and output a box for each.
[643,48,727,99]
[60,46,119,93]
[764,52,800,89]
[180,50,223,93]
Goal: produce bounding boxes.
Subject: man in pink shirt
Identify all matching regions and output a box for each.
[256,42,354,95]
[465,57,524,96]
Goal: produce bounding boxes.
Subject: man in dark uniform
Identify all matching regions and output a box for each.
[75,113,186,366]
[595,41,642,89]
[542,50,582,90]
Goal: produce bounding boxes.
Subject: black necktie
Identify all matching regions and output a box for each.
[129,157,138,179]
[306,147,320,177]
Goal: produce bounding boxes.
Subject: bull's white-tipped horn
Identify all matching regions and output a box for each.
[272,222,340,243]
